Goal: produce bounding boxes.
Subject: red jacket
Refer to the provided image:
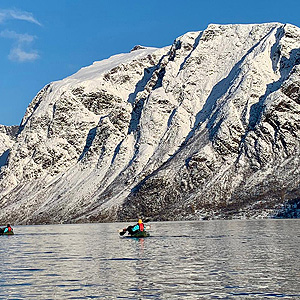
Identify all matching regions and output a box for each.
[139,223,144,231]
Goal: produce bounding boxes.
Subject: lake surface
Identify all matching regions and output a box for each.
[0,220,299,299]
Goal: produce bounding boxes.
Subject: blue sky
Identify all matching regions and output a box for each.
[1,0,300,126]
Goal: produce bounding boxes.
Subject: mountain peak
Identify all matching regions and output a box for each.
[130,45,147,52]
[1,23,300,224]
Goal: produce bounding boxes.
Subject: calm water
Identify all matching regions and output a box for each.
[0,220,299,299]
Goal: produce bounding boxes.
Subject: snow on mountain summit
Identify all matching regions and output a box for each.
[67,47,158,81]
[1,23,300,224]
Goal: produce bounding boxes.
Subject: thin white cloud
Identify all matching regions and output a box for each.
[0,8,41,26]
[0,29,35,43]
[0,8,41,62]
[8,47,39,62]
[0,29,39,62]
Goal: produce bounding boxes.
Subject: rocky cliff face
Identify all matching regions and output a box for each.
[0,125,18,171]
[0,23,299,224]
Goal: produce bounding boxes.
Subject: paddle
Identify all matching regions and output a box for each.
[119,228,127,236]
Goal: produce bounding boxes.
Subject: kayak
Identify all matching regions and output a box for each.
[0,231,14,236]
[128,230,150,238]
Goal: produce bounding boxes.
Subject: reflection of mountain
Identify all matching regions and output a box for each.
[0,23,300,224]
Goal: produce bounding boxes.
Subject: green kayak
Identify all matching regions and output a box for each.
[0,231,14,236]
[129,230,150,238]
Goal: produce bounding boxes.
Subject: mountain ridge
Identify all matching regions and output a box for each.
[0,22,299,224]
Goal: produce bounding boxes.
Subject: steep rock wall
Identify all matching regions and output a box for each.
[0,23,299,224]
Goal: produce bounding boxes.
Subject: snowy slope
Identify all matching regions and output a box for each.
[0,125,17,171]
[0,23,299,224]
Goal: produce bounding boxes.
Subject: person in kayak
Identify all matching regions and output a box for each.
[120,219,144,236]
[0,224,13,234]
[4,224,13,233]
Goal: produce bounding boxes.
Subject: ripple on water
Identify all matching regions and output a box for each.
[0,220,299,299]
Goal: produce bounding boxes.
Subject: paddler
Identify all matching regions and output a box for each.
[0,224,13,234]
[120,219,144,236]
[4,224,13,233]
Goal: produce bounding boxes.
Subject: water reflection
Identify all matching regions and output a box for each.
[0,220,299,299]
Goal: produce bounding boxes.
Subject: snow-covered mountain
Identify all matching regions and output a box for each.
[1,23,300,224]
